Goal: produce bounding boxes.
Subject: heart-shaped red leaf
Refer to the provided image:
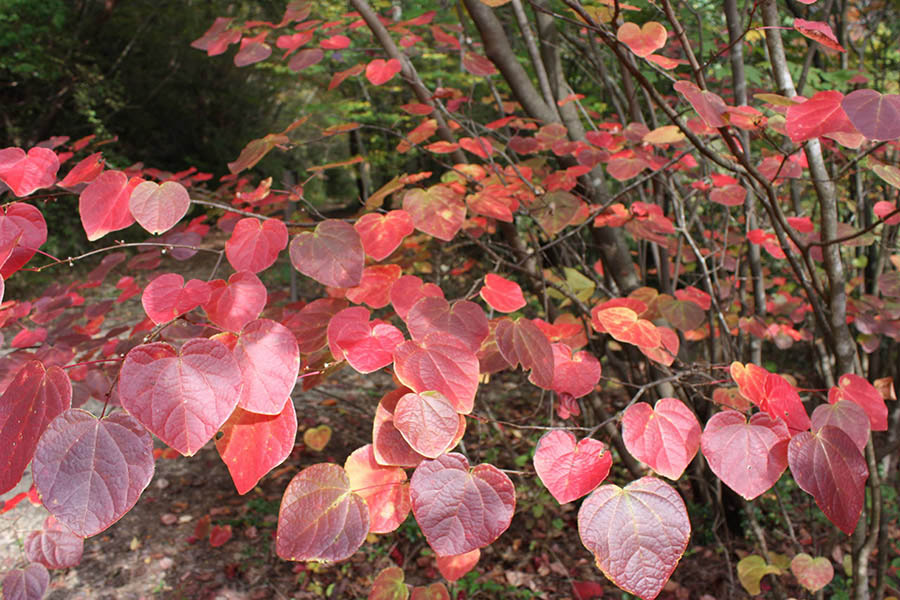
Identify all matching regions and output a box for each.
[393,391,462,458]
[209,524,232,547]
[402,186,466,242]
[128,180,190,235]
[373,387,428,468]
[533,430,611,504]
[118,339,243,456]
[203,271,267,332]
[285,297,348,353]
[345,444,410,534]
[840,89,900,141]
[731,362,810,434]
[79,170,141,241]
[141,273,211,324]
[578,477,690,600]
[216,401,297,495]
[792,18,845,52]
[289,220,364,288]
[622,398,701,480]
[411,583,450,600]
[370,566,408,600]
[365,58,403,85]
[495,317,554,390]
[549,343,601,399]
[24,516,84,569]
[328,307,406,373]
[673,80,728,128]
[790,553,834,592]
[0,361,71,494]
[59,152,104,188]
[406,298,489,353]
[785,91,856,143]
[276,463,369,562]
[811,400,870,451]
[233,319,299,414]
[354,210,415,261]
[225,217,289,273]
[701,410,791,500]
[462,52,496,76]
[0,146,59,197]
[479,273,526,313]
[435,549,480,582]
[390,275,444,320]
[32,409,154,537]
[345,264,403,308]
[288,48,324,72]
[828,373,887,431]
[458,136,496,159]
[393,332,479,414]
[410,453,515,556]
[234,34,271,67]
[616,22,667,57]
[788,426,868,535]
[1,563,50,600]
[0,202,48,279]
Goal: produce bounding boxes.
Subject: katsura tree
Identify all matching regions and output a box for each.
[1,0,899,599]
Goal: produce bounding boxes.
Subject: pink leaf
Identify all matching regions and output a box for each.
[616,22,667,57]
[622,398,701,480]
[785,91,856,143]
[365,58,403,85]
[79,170,141,241]
[141,273,211,324]
[841,89,900,141]
[828,373,887,431]
[402,186,466,242]
[788,426,868,535]
[393,332,479,414]
[289,220,364,288]
[203,271,267,332]
[0,202,47,278]
[436,549,480,582]
[393,391,462,458]
[533,430,611,504]
[24,516,84,569]
[233,319,299,414]
[811,400,870,451]
[216,401,297,495]
[549,343,601,399]
[372,387,428,468]
[0,147,59,197]
[701,411,791,500]
[793,18,845,52]
[355,210,415,261]
[118,339,243,456]
[32,409,154,537]
[345,444,410,534]
[390,275,444,321]
[128,180,190,235]
[495,317,555,389]
[406,297,489,352]
[276,463,369,561]
[225,218,288,273]
[410,453,515,556]
[0,361,71,495]
[209,524,233,547]
[578,477,690,600]
[1,563,50,600]
[479,273,526,313]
